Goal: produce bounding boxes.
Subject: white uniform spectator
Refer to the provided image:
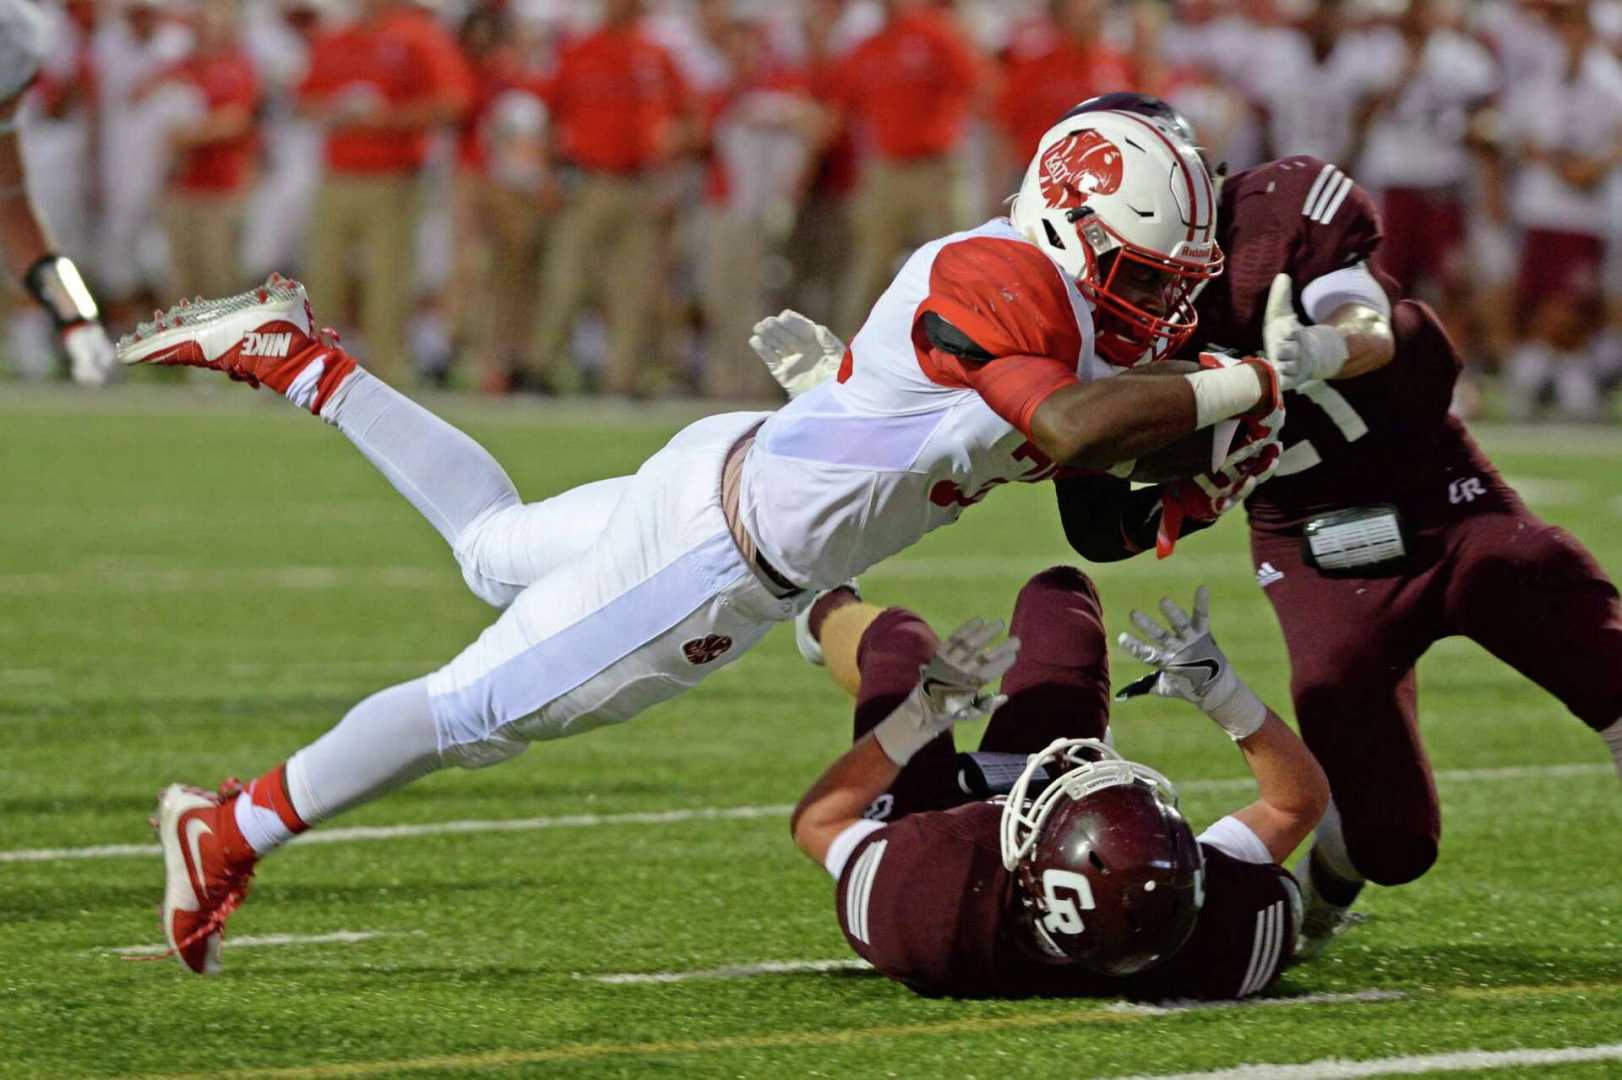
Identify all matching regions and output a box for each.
[92,1,194,305]
[1357,6,1499,309]
[1500,2,1622,419]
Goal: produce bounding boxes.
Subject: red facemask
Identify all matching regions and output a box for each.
[1074,215,1224,367]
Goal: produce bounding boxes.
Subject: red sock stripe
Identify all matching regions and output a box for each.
[250,763,309,833]
[309,350,358,415]
[304,348,356,411]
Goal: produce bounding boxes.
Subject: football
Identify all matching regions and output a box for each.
[1118,360,1233,483]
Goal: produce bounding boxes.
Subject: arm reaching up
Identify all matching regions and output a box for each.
[1115,587,1329,863]
[791,617,1019,869]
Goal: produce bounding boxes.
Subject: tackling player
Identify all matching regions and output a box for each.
[791,571,1326,999]
[756,93,1622,959]
[0,0,115,385]
[118,108,1289,974]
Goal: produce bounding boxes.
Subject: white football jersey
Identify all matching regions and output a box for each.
[740,218,1108,591]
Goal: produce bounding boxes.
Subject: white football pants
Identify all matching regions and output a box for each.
[284,373,798,825]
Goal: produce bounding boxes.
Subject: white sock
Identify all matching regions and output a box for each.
[1603,718,1622,782]
[234,789,297,856]
[316,369,522,550]
[283,677,446,826]
[1311,800,1365,888]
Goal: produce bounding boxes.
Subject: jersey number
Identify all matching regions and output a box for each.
[930,442,1060,509]
[1040,869,1096,936]
[1276,382,1370,477]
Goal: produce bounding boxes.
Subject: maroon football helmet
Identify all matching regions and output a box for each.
[1000,739,1204,976]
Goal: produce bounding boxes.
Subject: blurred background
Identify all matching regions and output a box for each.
[6,0,1622,421]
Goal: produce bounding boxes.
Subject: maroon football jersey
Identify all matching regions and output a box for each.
[835,801,1299,1000]
[1186,156,1503,530]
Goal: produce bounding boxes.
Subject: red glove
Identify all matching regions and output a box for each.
[1156,439,1283,558]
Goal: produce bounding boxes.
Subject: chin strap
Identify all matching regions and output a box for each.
[23,254,100,328]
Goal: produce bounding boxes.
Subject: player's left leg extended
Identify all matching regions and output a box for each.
[118,277,628,608]
[1252,529,1445,956]
[1442,509,1622,780]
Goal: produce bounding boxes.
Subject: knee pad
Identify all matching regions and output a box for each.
[439,726,530,770]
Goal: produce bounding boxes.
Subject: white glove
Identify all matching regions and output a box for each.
[1113,587,1266,740]
[748,309,845,399]
[63,322,116,387]
[1263,274,1348,391]
[873,617,1021,766]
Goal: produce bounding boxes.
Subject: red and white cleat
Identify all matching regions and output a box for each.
[153,783,256,975]
[117,274,355,413]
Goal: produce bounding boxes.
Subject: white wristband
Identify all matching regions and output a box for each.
[1184,365,1263,429]
[871,687,941,766]
[1204,678,1267,741]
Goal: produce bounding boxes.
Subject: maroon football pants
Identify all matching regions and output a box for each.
[1252,504,1622,886]
[850,565,1112,820]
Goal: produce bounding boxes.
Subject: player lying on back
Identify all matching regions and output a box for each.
[757,92,1622,962]
[116,106,1287,975]
[0,0,114,385]
[791,570,1327,999]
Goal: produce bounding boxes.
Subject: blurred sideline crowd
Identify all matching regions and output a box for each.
[7,0,1622,419]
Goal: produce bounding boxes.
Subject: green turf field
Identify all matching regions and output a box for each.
[1,386,1618,1079]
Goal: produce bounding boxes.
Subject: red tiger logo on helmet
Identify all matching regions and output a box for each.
[1038,129,1124,210]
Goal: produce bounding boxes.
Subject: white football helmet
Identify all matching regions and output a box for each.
[1010,109,1222,367]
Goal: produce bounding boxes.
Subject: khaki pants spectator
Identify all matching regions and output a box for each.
[163,192,245,302]
[533,172,660,396]
[836,157,957,338]
[452,172,549,389]
[304,173,418,385]
[701,207,779,401]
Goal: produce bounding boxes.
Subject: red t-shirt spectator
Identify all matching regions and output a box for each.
[546,24,690,175]
[169,49,260,193]
[995,22,1133,163]
[299,8,474,175]
[830,10,981,163]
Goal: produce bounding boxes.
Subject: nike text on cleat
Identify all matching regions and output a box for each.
[154,783,255,975]
[117,274,356,414]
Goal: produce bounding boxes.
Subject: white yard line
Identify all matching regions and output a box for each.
[2,762,1609,866]
[102,930,394,957]
[0,804,795,864]
[0,566,444,597]
[1102,990,1405,1016]
[1112,1043,1622,1080]
[587,959,874,984]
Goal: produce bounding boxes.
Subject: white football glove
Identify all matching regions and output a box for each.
[873,617,1021,766]
[1263,274,1348,391]
[63,322,116,387]
[748,309,845,399]
[1113,587,1266,740]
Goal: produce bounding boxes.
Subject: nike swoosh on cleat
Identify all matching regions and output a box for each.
[184,817,213,900]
